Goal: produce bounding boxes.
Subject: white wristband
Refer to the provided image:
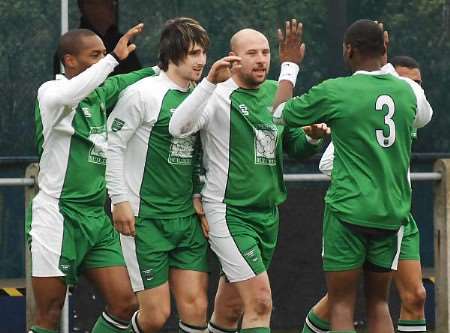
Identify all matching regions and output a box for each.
[278,62,300,87]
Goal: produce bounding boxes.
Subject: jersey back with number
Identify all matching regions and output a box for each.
[325,73,416,230]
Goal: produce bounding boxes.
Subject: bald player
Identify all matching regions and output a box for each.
[169,28,328,333]
[27,24,157,333]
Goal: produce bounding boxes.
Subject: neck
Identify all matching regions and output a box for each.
[165,66,190,89]
[232,74,262,89]
[352,58,383,73]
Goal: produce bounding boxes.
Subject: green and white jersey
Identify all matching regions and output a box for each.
[274,66,433,230]
[35,54,156,214]
[106,71,200,219]
[169,78,321,209]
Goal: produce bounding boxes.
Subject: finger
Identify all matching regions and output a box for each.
[121,221,131,236]
[297,22,303,39]
[124,23,144,39]
[285,20,291,36]
[277,28,284,42]
[291,18,297,34]
[129,220,136,237]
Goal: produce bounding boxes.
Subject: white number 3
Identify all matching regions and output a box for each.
[375,95,396,147]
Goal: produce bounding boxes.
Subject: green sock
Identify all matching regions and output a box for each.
[30,326,58,333]
[398,319,427,332]
[240,328,270,333]
[91,311,130,332]
[302,310,330,333]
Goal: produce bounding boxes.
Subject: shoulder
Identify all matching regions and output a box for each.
[37,79,59,99]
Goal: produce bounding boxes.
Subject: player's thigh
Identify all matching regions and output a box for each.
[120,217,173,292]
[214,275,242,309]
[169,268,208,321]
[233,271,272,307]
[322,206,366,272]
[85,265,136,311]
[32,276,67,314]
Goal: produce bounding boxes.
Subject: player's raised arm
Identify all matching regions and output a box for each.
[272,19,305,112]
[169,55,241,138]
[39,24,145,111]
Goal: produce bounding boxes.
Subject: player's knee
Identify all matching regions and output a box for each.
[402,285,427,311]
[139,305,171,331]
[180,292,208,319]
[246,293,272,317]
[107,293,138,320]
[36,298,65,326]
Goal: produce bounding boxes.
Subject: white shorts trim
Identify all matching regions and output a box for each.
[29,192,65,277]
[203,201,255,282]
[391,225,405,270]
[120,234,144,292]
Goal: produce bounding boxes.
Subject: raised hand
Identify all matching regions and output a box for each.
[278,18,305,64]
[112,201,136,236]
[303,123,331,139]
[113,23,144,61]
[207,55,242,84]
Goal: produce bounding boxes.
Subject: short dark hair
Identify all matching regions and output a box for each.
[390,55,420,69]
[57,29,98,65]
[158,17,209,71]
[344,19,385,57]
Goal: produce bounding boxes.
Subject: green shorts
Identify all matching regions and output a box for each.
[322,205,404,272]
[399,213,420,261]
[26,192,125,285]
[121,214,209,291]
[203,202,279,282]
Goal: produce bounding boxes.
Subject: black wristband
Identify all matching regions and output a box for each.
[110,51,121,63]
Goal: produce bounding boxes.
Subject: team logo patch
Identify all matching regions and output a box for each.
[111,118,125,132]
[142,268,154,281]
[239,104,249,116]
[88,126,107,165]
[168,135,195,165]
[254,123,278,165]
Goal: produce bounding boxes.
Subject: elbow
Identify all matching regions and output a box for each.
[168,120,192,138]
[319,162,332,176]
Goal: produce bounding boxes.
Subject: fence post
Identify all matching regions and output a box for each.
[25,163,39,331]
[434,159,450,332]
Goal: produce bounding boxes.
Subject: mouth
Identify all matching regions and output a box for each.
[253,68,267,75]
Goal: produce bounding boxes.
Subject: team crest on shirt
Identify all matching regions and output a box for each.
[168,135,195,165]
[88,126,107,165]
[111,118,125,132]
[254,123,277,165]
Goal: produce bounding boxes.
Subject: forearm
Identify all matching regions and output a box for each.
[169,78,215,137]
[106,143,129,204]
[319,142,334,176]
[42,54,118,109]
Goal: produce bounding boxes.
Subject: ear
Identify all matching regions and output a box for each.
[229,51,236,57]
[63,54,77,69]
[346,44,354,59]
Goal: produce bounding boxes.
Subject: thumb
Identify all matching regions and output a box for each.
[127,44,136,53]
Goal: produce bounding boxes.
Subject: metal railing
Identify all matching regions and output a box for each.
[1,161,449,331]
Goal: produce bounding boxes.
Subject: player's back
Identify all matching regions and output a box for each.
[325,71,417,230]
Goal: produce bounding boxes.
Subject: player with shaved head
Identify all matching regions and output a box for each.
[28,24,158,333]
[169,27,328,333]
